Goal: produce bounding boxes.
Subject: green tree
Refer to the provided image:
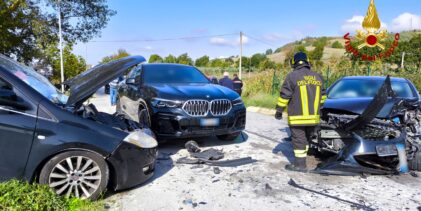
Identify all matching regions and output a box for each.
[164,54,177,63]
[265,49,273,55]
[100,49,130,64]
[0,0,116,63]
[331,41,344,49]
[48,44,87,85]
[250,53,266,67]
[149,54,163,63]
[195,55,209,67]
[309,45,324,62]
[177,53,193,65]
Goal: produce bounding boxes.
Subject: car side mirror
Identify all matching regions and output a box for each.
[0,89,29,110]
[126,78,136,85]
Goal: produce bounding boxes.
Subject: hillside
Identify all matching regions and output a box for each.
[267,30,421,64]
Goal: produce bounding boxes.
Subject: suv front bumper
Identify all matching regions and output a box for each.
[151,107,246,138]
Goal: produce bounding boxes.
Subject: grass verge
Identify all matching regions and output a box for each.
[0,180,103,211]
[242,92,277,109]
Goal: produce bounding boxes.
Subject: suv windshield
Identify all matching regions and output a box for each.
[0,55,68,105]
[143,65,210,84]
[328,79,415,99]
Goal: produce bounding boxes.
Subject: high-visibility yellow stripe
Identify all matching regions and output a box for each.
[288,115,319,120]
[289,119,320,125]
[300,85,309,116]
[294,149,307,153]
[294,149,307,157]
[314,86,320,115]
[278,97,289,103]
[277,97,290,107]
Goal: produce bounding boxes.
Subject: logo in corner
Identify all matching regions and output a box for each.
[343,0,400,61]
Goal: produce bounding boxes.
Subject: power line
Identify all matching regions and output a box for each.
[244,33,279,48]
[89,33,238,43]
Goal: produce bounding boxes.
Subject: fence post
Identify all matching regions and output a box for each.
[325,66,330,89]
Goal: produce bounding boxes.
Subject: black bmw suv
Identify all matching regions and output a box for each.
[117,63,246,141]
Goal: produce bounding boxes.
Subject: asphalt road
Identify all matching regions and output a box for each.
[92,89,421,211]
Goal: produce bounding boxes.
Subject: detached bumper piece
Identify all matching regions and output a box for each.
[314,131,407,176]
[107,142,157,191]
[153,109,246,138]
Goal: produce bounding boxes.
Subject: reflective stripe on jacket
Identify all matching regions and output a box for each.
[276,64,326,126]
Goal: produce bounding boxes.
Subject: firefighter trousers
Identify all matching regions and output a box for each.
[289,126,315,159]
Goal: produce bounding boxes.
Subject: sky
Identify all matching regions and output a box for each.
[72,0,421,65]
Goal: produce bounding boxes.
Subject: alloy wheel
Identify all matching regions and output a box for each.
[48,156,102,199]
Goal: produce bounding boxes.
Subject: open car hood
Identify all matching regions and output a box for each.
[64,56,146,107]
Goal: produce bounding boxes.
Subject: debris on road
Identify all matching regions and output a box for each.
[213,167,221,174]
[176,140,257,167]
[288,179,374,211]
[185,140,201,153]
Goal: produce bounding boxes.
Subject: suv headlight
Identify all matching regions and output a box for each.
[232,97,244,106]
[151,98,183,108]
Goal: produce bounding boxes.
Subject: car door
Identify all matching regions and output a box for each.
[0,77,37,181]
[121,65,142,120]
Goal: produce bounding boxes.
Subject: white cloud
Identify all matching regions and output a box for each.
[390,13,421,32]
[341,15,387,32]
[209,35,249,47]
[140,46,153,51]
[209,37,231,46]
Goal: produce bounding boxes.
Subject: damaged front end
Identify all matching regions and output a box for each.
[314,76,421,175]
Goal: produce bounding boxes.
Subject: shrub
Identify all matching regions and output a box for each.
[331,41,343,49]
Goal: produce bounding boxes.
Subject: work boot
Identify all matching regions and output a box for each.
[285,157,307,172]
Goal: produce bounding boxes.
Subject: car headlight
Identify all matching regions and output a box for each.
[232,97,244,106]
[151,98,183,108]
[123,129,158,149]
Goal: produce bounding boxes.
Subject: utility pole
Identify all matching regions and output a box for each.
[239,31,243,79]
[401,52,405,69]
[58,0,65,92]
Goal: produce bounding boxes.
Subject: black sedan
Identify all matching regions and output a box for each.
[313,76,421,174]
[323,76,420,116]
[0,55,157,199]
[117,63,246,141]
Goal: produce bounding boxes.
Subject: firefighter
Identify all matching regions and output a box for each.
[275,52,326,172]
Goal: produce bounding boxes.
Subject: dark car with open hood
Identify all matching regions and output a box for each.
[312,76,421,175]
[117,63,246,141]
[0,54,157,200]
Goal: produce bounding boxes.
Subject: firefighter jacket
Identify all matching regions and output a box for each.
[277,64,326,126]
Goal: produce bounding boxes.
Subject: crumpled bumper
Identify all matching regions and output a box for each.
[314,131,406,175]
[107,130,158,191]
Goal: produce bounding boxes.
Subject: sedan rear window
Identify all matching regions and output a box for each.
[143,65,210,84]
[328,79,414,98]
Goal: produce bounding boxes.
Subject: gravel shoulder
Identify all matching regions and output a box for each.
[91,90,421,211]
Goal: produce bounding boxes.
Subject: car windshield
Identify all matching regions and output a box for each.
[0,55,68,105]
[328,79,414,99]
[143,65,210,84]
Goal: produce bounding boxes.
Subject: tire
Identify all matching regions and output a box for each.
[138,106,151,128]
[409,145,421,171]
[39,150,109,200]
[217,132,241,141]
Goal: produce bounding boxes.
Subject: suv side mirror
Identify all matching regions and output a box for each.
[0,89,29,110]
